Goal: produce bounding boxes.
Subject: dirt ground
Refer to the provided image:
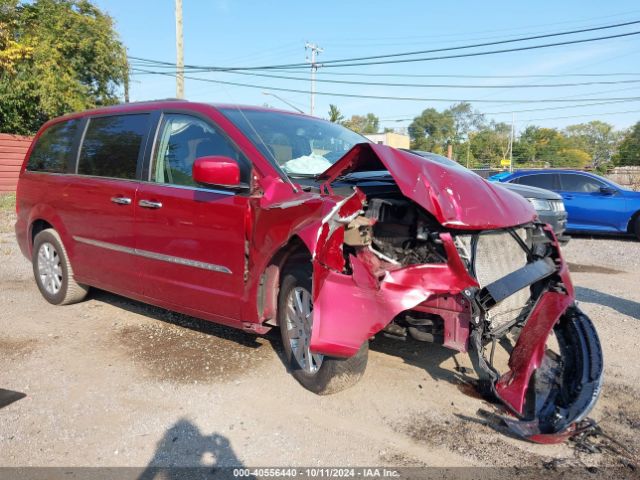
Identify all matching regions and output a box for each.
[1,195,639,474]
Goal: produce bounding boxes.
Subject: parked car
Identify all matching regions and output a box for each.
[490,169,640,240]
[406,151,569,243]
[15,101,602,442]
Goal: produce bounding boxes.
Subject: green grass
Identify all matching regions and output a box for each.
[0,193,16,211]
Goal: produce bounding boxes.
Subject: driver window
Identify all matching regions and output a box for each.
[152,114,249,186]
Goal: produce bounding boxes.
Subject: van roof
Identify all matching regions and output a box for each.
[53,100,307,119]
[38,101,315,133]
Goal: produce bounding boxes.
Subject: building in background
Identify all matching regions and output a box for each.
[364,132,410,149]
[0,134,32,194]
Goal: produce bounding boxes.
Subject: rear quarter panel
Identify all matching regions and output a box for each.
[16,172,78,260]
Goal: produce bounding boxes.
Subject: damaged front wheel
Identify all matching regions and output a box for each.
[279,264,368,395]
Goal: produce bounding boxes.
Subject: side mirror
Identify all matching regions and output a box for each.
[192,156,240,187]
[600,186,617,195]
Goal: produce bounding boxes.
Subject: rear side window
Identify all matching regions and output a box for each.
[27,119,79,173]
[78,114,149,179]
[513,173,559,190]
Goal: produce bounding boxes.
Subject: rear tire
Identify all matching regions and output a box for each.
[32,229,88,305]
[278,263,368,395]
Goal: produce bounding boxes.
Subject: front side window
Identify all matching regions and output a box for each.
[151,113,249,187]
[78,114,149,179]
[219,108,367,176]
[27,119,79,173]
[559,174,604,193]
[514,174,558,190]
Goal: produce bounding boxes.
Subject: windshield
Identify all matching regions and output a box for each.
[219,108,368,176]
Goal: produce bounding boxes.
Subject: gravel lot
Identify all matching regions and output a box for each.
[1,195,639,475]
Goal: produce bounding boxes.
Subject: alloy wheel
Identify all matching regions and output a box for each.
[37,242,62,295]
[285,286,323,374]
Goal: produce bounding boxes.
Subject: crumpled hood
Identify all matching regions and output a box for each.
[319,143,536,229]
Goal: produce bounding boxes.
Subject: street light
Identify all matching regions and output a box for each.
[262,91,304,114]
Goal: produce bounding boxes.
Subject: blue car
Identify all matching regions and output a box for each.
[490,169,640,240]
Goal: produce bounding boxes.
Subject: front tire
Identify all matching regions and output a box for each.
[278,263,368,395]
[634,215,640,241]
[32,229,88,305]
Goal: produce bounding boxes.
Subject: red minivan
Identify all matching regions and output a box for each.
[15,101,602,442]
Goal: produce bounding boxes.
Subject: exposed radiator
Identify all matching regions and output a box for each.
[473,229,531,332]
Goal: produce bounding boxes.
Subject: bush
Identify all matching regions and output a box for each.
[0,193,16,211]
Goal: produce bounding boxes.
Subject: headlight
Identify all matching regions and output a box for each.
[551,200,565,212]
[526,198,553,211]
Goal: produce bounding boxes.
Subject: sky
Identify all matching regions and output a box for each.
[93,0,640,133]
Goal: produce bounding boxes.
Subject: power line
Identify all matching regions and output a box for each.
[462,39,640,105]
[319,9,640,45]
[379,99,640,121]
[129,24,640,72]
[519,109,640,122]
[309,71,640,79]
[129,60,640,78]
[130,57,640,78]
[384,103,640,123]
[136,68,640,89]
[307,30,640,69]
[301,20,640,66]
[129,67,640,103]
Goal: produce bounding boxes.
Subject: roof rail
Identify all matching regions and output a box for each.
[118,98,187,105]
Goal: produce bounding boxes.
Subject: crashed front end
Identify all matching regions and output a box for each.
[305,144,603,443]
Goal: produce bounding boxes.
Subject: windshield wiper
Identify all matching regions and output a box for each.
[337,171,391,180]
[286,173,321,179]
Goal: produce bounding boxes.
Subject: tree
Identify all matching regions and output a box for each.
[513,126,592,168]
[327,104,344,123]
[564,121,621,168]
[613,122,640,166]
[408,107,454,153]
[0,2,32,73]
[556,148,591,168]
[343,113,379,134]
[445,102,485,146]
[407,103,484,159]
[514,127,557,164]
[0,0,128,135]
[469,121,511,166]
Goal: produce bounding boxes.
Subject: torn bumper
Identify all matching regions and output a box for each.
[303,184,602,441]
[497,303,604,443]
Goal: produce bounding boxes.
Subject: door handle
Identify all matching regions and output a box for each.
[138,199,163,209]
[111,196,132,205]
[562,194,573,200]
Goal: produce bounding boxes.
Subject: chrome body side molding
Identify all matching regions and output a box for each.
[73,236,232,274]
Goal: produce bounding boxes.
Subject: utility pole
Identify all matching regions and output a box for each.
[305,42,323,116]
[124,48,130,103]
[124,74,130,103]
[466,142,470,169]
[175,0,184,99]
[509,112,515,173]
